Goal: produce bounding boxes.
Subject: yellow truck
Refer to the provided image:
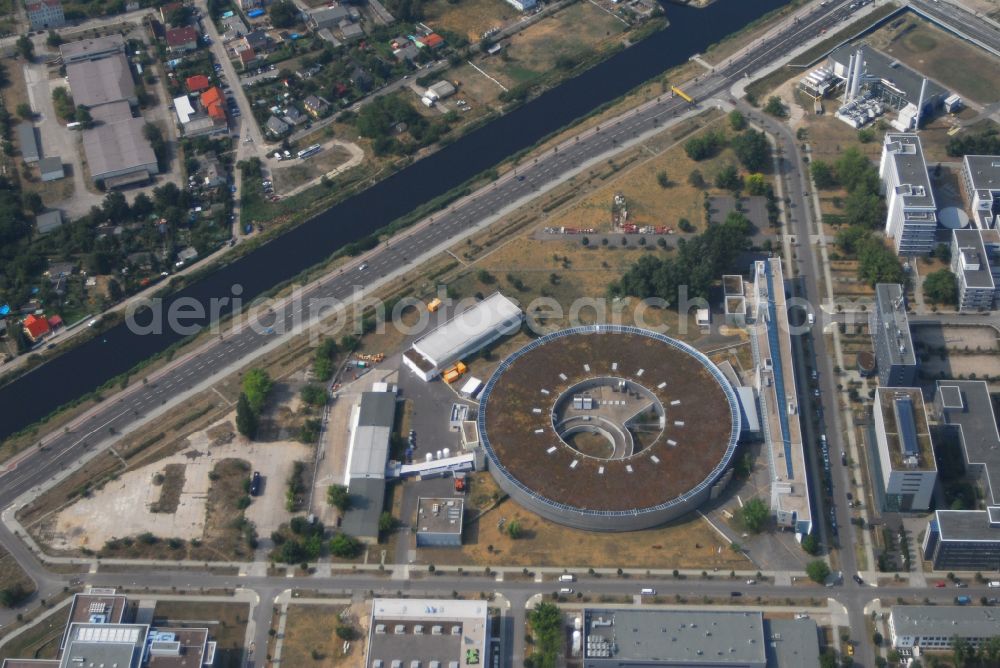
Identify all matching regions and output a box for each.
[427,298,442,313]
[442,361,466,383]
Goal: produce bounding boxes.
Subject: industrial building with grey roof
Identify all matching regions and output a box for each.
[83,101,159,187]
[66,54,137,108]
[889,605,1000,655]
[580,608,819,667]
[341,389,396,542]
[366,598,489,668]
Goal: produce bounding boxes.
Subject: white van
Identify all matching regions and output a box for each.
[640,588,656,596]
[989,581,1000,588]
[559,588,574,594]
[559,574,575,582]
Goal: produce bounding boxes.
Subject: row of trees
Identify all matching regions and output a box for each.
[236,369,273,439]
[608,210,752,306]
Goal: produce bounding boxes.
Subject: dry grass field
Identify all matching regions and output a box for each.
[0,608,69,663]
[493,2,627,87]
[423,0,517,42]
[280,604,362,667]
[418,474,746,569]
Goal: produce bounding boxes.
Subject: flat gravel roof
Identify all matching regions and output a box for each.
[481,326,738,513]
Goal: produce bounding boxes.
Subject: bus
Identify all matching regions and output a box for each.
[297,144,322,159]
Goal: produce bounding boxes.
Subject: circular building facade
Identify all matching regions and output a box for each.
[478,325,741,531]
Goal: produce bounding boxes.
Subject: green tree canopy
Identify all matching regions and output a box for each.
[739,497,769,533]
[923,269,957,305]
[806,560,831,584]
[810,160,837,189]
[731,130,770,172]
[235,393,258,439]
[242,369,272,414]
[269,0,299,27]
[728,109,747,131]
[527,602,562,668]
[327,484,351,512]
[329,532,362,558]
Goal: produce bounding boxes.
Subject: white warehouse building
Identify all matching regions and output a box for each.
[403,292,522,381]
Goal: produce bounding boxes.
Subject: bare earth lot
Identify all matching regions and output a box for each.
[48,415,312,551]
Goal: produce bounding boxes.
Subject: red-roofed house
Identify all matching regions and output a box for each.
[186,74,210,92]
[418,33,444,49]
[166,26,199,52]
[23,314,50,342]
[48,315,63,330]
[238,46,258,70]
[200,87,227,121]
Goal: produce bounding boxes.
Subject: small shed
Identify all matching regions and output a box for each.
[35,210,64,234]
[38,156,65,181]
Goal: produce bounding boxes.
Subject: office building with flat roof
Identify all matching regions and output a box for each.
[403,292,522,381]
[889,605,1000,656]
[952,228,999,311]
[1,588,216,668]
[580,608,819,667]
[870,284,917,387]
[366,598,489,668]
[962,155,1000,229]
[879,134,938,255]
[923,381,1000,570]
[415,497,464,547]
[750,258,812,536]
[872,388,936,511]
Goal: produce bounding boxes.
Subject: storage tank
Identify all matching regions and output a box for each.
[425,453,433,463]
[574,616,583,631]
[443,447,451,459]
[436,450,443,460]
[572,630,582,657]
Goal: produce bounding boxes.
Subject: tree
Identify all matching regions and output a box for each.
[52,87,75,121]
[16,36,33,61]
[15,103,32,120]
[46,30,62,47]
[527,602,562,668]
[763,96,786,117]
[801,532,819,555]
[924,269,957,305]
[0,583,30,608]
[728,109,747,131]
[327,484,351,512]
[235,393,258,438]
[745,173,768,196]
[856,236,904,286]
[806,559,831,584]
[952,635,975,668]
[810,160,837,189]
[507,519,523,539]
[300,384,327,406]
[166,4,192,26]
[934,242,952,263]
[22,191,43,215]
[269,0,299,28]
[378,511,397,532]
[715,164,743,192]
[835,225,870,255]
[683,129,725,161]
[242,369,272,413]
[688,169,706,188]
[739,497,769,533]
[656,170,670,188]
[731,130,770,172]
[329,532,362,558]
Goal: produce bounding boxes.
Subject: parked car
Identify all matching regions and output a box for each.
[250,471,262,495]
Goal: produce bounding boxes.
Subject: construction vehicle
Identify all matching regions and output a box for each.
[442,361,467,383]
[454,472,466,492]
[427,297,442,313]
[671,86,695,104]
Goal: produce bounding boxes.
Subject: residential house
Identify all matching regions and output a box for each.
[186,74,211,92]
[166,25,199,52]
[23,314,50,342]
[303,94,329,118]
[17,122,40,164]
[244,29,269,53]
[417,32,444,49]
[202,158,224,187]
[238,46,258,70]
[316,28,341,46]
[392,38,419,62]
[266,115,289,136]
[339,20,363,41]
[26,0,65,30]
[309,5,349,30]
[221,13,249,40]
[283,105,307,126]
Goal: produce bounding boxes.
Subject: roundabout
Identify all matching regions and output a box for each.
[477,325,742,531]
